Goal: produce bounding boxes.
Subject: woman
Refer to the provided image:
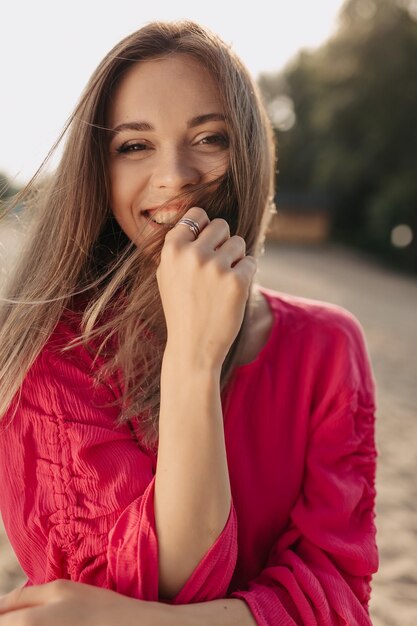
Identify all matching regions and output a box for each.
[0,21,377,625]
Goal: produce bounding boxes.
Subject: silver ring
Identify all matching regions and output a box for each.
[176,218,201,240]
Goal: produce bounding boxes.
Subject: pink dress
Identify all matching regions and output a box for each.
[0,287,378,625]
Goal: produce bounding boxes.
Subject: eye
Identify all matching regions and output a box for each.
[115,141,151,154]
[198,133,229,148]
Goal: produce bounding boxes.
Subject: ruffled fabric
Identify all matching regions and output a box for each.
[0,336,237,603]
[0,288,378,623]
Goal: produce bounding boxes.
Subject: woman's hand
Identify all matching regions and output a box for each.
[0,581,256,626]
[0,580,170,626]
[156,207,257,370]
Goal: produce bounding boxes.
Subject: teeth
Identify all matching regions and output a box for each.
[147,210,180,225]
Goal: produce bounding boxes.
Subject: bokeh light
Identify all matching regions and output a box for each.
[391,224,414,248]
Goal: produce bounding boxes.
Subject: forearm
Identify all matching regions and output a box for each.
[144,598,256,626]
[0,583,257,626]
[155,348,232,599]
[170,598,257,626]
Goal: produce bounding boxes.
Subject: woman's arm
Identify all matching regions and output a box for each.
[156,353,231,599]
[154,207,256,598]
[0,582,257,626]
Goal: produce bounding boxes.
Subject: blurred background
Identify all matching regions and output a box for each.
[1,0,416,624]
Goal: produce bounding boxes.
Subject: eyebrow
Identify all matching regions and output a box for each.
[110,113,226,135]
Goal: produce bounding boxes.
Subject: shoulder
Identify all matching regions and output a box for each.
[258,285,375,400]
[36,305,119,384]
[29,316,98,392]
[260,285,369,351]
[3,312,120,432]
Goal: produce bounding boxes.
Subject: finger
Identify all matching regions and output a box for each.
[0,602,74,626]
[0,582,66,615]
[214,235,246,267]
[169,207,209,243]
[232,255,258,283]
[0,585,47,615]
[196,218,230,250]
[0,586,38,615]
[0,605,45,626]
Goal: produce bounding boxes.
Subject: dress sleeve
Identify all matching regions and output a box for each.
[0,336,237,603]
[231,310,378,625]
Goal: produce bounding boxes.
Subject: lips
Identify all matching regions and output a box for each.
[141,204,184,227]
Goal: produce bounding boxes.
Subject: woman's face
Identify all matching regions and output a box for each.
[107,54,230,246]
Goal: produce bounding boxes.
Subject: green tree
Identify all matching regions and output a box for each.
[260,0,417,272]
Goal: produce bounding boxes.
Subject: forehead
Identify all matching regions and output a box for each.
[107,54,223,126]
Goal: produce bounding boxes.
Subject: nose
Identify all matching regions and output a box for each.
[152,147,201,190]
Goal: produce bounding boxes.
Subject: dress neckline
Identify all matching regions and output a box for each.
[233,286,280,375]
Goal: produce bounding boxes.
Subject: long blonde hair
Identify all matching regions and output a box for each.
[0,20,276,448]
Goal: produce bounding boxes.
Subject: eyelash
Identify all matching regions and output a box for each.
[115,133,229,154]
[116,142,148,154]
[199,133,229,147]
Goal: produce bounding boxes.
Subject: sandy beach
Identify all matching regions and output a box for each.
[1,217,416,624]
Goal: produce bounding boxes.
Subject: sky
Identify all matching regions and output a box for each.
[1,0,345,184]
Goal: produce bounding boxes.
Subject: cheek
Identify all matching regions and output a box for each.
[108,163,146,213]
[107,166,140,242]
[108,163,122,212]
[208,152,230,179]
[221,155,230,177]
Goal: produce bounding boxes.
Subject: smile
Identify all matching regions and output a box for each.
[142,207,184,227]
